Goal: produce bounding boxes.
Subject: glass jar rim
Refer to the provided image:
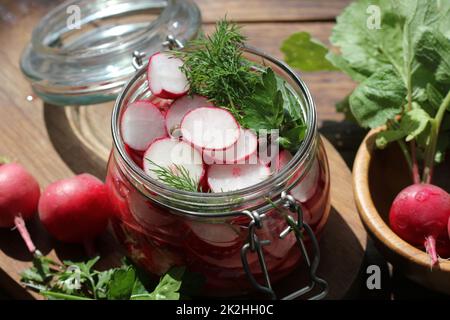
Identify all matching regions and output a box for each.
[111,46,318,216]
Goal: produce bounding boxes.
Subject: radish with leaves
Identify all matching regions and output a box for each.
[282,0,450,265]
[389,184,450,266]
[0,160,40,254]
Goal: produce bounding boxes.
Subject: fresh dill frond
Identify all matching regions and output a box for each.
[173,18,307,153]
[145,159,199,192]
[173,19,259,119]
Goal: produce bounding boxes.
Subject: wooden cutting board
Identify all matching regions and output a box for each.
[0,129,367,300]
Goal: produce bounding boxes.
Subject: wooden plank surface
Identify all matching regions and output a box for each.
[0,137,367,300]
[196,0,352,23]
[0,0,366,299]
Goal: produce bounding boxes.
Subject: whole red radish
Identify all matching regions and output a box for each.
[0,162,40,254]
[389,183,450,266]
[38,174,111,252]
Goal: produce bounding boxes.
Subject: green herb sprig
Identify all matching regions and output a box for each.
[21,254,202,300]
[174,19,307,152]
[146,159,200,192]
[173,19,259,119]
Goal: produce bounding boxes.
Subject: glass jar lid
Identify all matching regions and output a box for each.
[20,0,201,106]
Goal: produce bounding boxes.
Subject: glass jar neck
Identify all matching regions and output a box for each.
[112,47,318,217]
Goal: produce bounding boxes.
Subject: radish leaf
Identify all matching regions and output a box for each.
[281,32,337,71]
[349,67,406,129]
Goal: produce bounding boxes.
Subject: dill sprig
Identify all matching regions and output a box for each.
[145,159,199,192]
[173,19,259,119]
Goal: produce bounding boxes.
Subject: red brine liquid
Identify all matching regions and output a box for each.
[106,143,330,296]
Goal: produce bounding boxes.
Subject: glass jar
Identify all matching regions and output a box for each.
[106,47,331,299]
[20,0,201,106]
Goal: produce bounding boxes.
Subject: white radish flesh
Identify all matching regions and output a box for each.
[143,138,204,186]
[165,95,211,137]
[290,158,320,202]
[274,149,293,172]
[181,107,240,150]
[203,129,258,164]
[121,101,167,151]
[147,52,189,99]
[207,163,271,193]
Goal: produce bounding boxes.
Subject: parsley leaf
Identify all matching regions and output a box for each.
[241,69,284,130]
[240,69,306,151]
[21,255,200,300]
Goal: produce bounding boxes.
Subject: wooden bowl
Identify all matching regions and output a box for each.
[353,129,450,295]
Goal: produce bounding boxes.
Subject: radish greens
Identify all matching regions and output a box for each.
[282,0,450,184]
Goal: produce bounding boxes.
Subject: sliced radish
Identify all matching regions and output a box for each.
[203,129,258,165]
[290,158,320,202]
[207,163,271,193]
[149,96,173,112]
[258,134,282,167]
[181,107,240,151]
[121,101,167,151]
[273,149,293,172]
[147,52,189,99]
[165,95,211,137]
[143,138,204,187]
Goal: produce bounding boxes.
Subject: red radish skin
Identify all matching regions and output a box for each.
[38,174,111,254]
[389,184,450,266]
[203,129,258,165]
[125,145,144,168]
[448,217,450,242]
[181,107,240,151]
[207,162,271,193]
[147,52,189,99]
[121,101,167,152]
[165,95,211,137]
[143,138,205,188]
[0,163,40,254]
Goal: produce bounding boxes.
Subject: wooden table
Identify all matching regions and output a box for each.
[0,0,444,300]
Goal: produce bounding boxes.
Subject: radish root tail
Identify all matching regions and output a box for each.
[14,215,36,254]
[424,236,439,268]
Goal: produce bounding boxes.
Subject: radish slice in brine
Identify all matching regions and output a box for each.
[121,101,167,151]
[203,129,258,164]
[165,95,211,137]
[181,107,240,151]
[147,52,189,99]
[207,163,271,192]
[143,138,204,187]
[290,158,320,202]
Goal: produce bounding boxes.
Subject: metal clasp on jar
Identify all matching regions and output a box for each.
[132,35,185,70]
[240,191,328,300]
